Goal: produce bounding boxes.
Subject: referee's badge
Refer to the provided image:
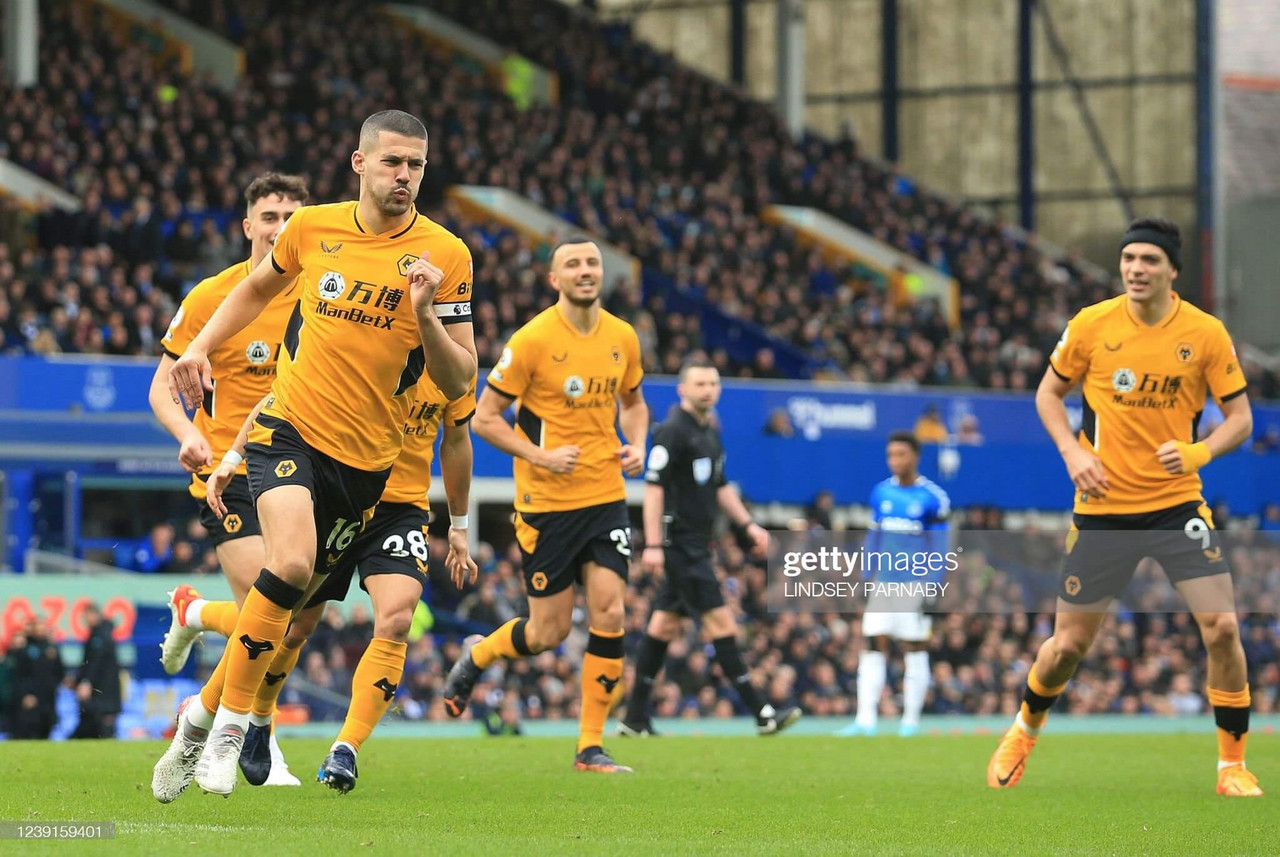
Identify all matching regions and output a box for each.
[692,457,712,484]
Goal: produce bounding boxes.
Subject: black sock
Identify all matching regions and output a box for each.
[625,634,668,723]
[1022,683,1059,715]
[712,635,766,716]
[1214,704,1249,741]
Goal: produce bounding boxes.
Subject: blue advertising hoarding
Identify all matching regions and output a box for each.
[2,356,1277,514]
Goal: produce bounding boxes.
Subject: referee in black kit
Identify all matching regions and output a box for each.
[620,357,801,736]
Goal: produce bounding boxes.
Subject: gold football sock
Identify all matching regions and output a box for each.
[199,645,230,715]
[199,600,240,637]
[578,628,624,753]
[336,638,408,752]
[1209,685,1251,765]
[470,617,530,669]
[219,573,302,715]
[1018,668,1068,732]
[251,641,304,718]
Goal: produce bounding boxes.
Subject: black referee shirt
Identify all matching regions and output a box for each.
[644,407,727,542]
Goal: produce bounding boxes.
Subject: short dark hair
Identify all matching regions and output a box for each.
[550,234,598,265]
[359,109,428,150]
[678,356,718,381]
[887,430,920,453]
[244,172,309,215]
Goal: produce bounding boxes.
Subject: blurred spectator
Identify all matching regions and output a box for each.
[1259,503,1280,546]
[806,490,835,531]
[953,414,984,446]
[1166,674,1202,716]
[763,408,796,438]
[913,405,948,444]
[4,620,64,739]
[457,580,518,627]
[130,523,175,573]
[71,604,121,739]
[1254,425,1280,454]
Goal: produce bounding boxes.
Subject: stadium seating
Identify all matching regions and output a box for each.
[13,0,1275,390]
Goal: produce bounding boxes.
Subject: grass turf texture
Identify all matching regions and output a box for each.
[3,734,1272,856]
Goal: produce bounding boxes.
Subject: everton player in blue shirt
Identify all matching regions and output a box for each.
[853,431,950,736]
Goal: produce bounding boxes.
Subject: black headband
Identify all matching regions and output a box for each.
[1120,228,1181,271]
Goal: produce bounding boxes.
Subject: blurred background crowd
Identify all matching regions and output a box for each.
[9,504,1279,736]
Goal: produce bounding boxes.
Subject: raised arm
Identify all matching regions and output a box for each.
[407,251,477,400]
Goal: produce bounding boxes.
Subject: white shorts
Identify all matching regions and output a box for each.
[861,610,932,642]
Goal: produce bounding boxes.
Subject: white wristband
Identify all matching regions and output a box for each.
[450,514,469,530]
[222,450,244,469]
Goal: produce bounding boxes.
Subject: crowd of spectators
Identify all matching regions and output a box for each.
[103,499,1280,726]
[6,0,1276,393]
[246,524,1280,726]
[0,607,121,739]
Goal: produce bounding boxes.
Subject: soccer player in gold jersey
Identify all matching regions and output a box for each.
[442,237,649,773]
[987,218,1260,796]
[150,173,308,787]
[199,373,478,792]
[154,109,476,800]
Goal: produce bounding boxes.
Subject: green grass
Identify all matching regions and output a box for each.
[2,734,1273,856]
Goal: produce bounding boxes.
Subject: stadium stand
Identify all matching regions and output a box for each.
[8,0,1274,390]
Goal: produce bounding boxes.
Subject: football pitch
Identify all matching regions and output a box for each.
[4,734,1272,856]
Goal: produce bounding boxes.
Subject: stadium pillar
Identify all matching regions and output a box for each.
[1195,0,1215,311]
[4,0,37,88]
[64,470,82,559]
[881,0,898,163]
[775,0,806,138]
[2,469,34,572]
[1017,0,1035,231]
[730,0,747,87]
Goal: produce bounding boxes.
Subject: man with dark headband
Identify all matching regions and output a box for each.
[987,217,1260,796]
